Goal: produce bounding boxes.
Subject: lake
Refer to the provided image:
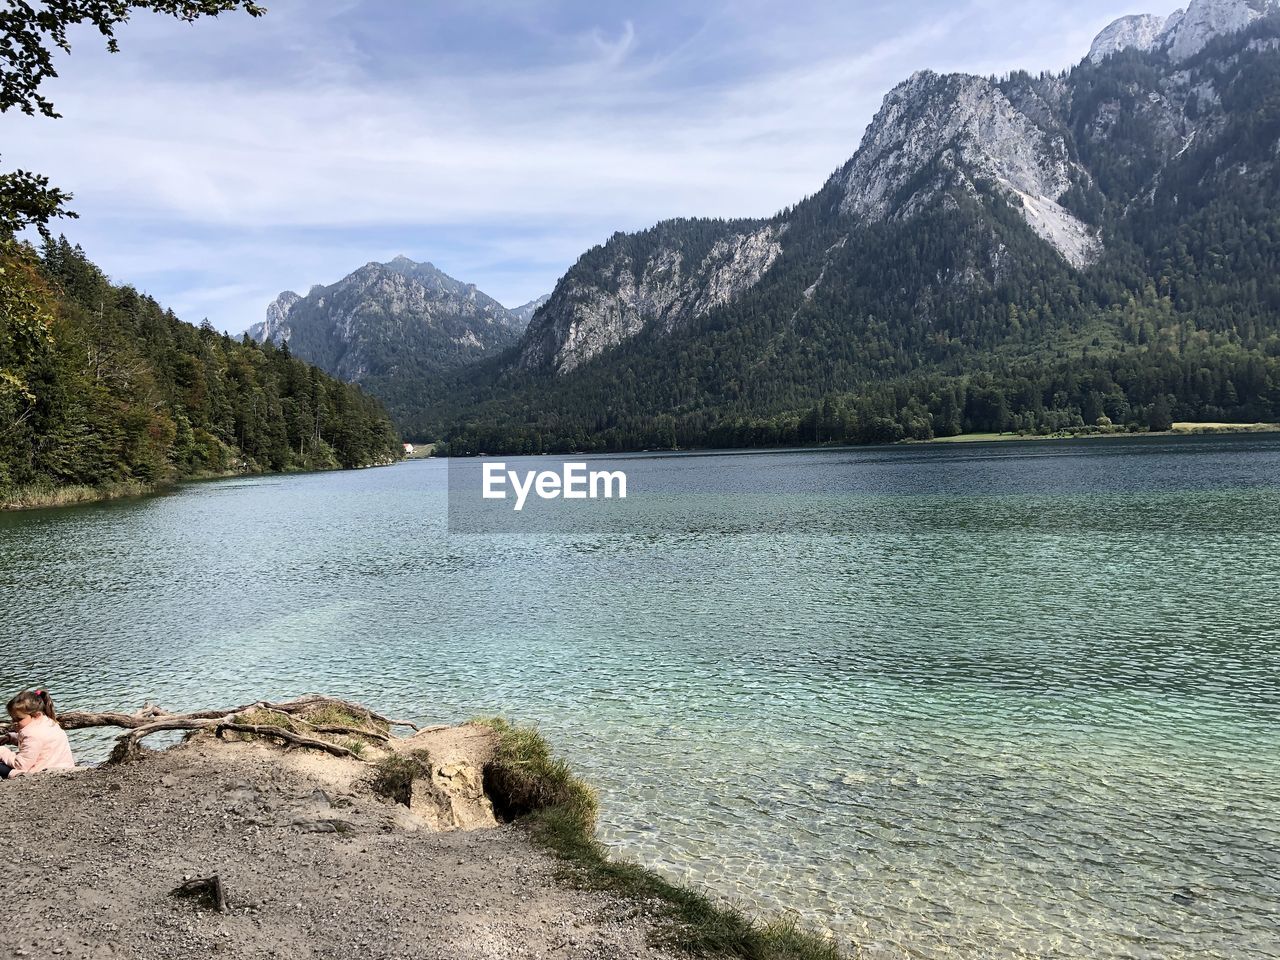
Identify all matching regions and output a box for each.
[2,435,1277,959]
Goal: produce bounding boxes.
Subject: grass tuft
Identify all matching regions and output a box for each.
[234,708,300,732]
[303,701,390,734]
[475,717,843,960]
[370,750,432,807]
[476,717,598,826]
[0,479,152,511]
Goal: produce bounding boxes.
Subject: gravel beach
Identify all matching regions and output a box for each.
[0,728,682,960]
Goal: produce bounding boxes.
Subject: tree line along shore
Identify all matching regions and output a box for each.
[1,240,404,512]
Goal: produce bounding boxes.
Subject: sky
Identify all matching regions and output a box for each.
[2,0,1162,333]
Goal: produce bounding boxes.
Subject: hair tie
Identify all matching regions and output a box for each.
[35,689,44,695]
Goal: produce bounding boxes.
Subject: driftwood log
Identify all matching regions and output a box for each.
[3,695,419,764]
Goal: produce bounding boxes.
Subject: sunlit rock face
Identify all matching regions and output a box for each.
[836,70,1100,267]
[1089,13,1175,62]
[519,222,784,374]
[1089,0,1277,64]
[253,290,302,345]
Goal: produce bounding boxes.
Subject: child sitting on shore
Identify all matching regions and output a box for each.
[0,689,75,779]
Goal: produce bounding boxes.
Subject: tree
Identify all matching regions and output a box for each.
[1,3,267,467]
[1147,395,1174,433]
[2,241,401,500]
[0,164,74,237]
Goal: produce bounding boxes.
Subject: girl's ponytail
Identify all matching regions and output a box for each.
[5,688,55,722]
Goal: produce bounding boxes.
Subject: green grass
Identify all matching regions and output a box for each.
[475,717,844,960]
[1171,421,1280,435]
[370,751,432,806]
[923,422,1280,445]
[234,708,301,732]
[925,432,1029,444]
[478,717,598,824]
[302,701,390,733]
[341,738,369,758]
[0,479,152,510]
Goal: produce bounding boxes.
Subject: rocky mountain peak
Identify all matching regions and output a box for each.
[251,290,301,344]
[247,257,525,400]
[1089,0,1277,63]
[1167,0,1275,58]
[381,255,440,278]
[837,70,1100,267]
[1088,13,1175,61]
[509,294,551,330]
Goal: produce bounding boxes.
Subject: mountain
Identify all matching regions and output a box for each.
[411,0,1280,454]
[509,294,551,330]
[833,69,1100,267]
[418,0,1280,452]
[1088,0,1276,61]
[249,256,528,423]
[0,239,403,506]
[512,0,1277,382]
[1088,14,1176,62]
[517,219,784,373]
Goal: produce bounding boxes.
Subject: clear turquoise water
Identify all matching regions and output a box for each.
[2,436,1277,958]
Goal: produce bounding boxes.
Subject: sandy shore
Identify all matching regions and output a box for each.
[0,726,681,960]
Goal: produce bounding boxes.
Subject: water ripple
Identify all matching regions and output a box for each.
[1,437,1278,958]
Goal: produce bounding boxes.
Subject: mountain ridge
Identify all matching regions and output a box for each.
[245,4,1280,454]
[408,3,1280,452]
[509,294,551,329]
[502,0,1280,383]
[248,257,543,423]
[1088,0,1279,62]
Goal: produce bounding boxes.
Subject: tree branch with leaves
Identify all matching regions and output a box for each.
[0,0,265,235]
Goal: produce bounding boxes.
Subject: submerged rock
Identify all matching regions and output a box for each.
[1172,886,1199,906]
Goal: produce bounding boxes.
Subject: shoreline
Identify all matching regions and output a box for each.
[1,699,841,960]
[15,423,1276,505]
[420,421,1280,462]
[0,456,404,513]
[0,478,157,512]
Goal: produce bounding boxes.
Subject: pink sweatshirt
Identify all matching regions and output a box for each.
[0,714,76,776]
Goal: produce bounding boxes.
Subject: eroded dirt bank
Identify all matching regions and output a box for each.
[0,724,681,960]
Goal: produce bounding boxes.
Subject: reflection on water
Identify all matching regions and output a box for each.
[2,435,1278,958]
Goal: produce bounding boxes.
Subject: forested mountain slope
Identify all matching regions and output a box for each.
[411,1,1280,454]
[0,240,402,506]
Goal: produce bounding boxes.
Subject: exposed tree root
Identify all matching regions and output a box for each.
[215,723,361,759]
[35,695,418,765]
